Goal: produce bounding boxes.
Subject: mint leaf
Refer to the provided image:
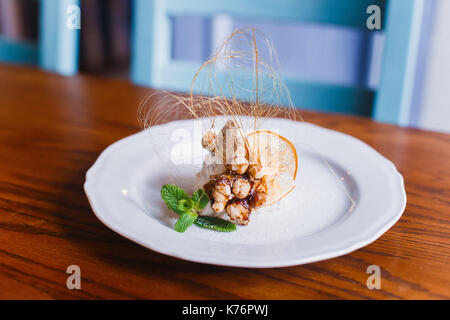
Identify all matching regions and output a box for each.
[174,212,198,233]
[177,199,194,212]
[194,216,236,232]
[161,184,190,215]
[192,189,210,211]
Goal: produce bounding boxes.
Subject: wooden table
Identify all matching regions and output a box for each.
[0,64,449,299]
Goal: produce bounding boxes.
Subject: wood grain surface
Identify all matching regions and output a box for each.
[0,64,449,299]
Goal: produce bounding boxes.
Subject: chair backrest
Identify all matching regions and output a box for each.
[131,0,426,125]
[0,0,80,75]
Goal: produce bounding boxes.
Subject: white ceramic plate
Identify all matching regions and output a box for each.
[84,118,406,268]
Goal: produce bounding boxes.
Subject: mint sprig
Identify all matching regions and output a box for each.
[160,184,236,233]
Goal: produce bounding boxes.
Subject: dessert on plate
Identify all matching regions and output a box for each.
[140,27,302,232]
[198,119,298,225]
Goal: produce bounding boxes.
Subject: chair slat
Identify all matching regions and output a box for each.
[0,37,38,65]
[165,0,386,29]
[156,61,374,116]
[39,0,80,75]
[373,0,425,125]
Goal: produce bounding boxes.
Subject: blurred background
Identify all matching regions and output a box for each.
[0,0,448,133]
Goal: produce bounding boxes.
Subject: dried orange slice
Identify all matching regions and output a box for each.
[246,130,298,206]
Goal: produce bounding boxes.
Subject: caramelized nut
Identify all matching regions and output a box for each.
[232,176,251,199]
[225,200,250,225]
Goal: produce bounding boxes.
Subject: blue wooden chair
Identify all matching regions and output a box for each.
[0,0,80,75]
[131,0,426,125]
